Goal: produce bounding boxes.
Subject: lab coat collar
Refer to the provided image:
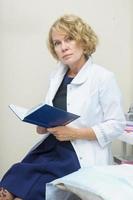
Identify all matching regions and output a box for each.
[49,57,93,103]
[58,57,93,85]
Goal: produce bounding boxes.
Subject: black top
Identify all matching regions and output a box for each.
[53,73,73,111]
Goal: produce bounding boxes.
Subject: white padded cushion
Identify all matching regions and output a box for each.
[49,164,133,200]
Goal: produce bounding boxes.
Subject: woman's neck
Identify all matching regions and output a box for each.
[67,56,87,77]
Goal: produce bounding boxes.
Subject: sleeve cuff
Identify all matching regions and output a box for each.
[92,125,110,148]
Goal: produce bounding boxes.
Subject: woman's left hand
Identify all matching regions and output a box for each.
[47,126,79,141]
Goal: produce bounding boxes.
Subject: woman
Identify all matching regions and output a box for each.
[0,14,125,200]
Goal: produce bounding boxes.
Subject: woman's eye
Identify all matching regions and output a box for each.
[54,41,60,46]
[65,36,73,42]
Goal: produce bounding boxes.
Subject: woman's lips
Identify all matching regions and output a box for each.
[62,54,72,59]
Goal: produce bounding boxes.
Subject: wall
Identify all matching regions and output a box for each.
[0,0,132,177]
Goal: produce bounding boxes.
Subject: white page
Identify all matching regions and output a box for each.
[26,103,44,115]
[9,104,28,120]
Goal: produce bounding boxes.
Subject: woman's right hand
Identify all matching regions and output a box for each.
[36,126,47,134]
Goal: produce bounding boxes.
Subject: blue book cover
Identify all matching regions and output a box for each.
[9,104,80,128]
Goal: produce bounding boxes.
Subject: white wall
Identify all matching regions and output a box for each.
[0,0,132,177]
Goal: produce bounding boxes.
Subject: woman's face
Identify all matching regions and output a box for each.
[52,30,86,69]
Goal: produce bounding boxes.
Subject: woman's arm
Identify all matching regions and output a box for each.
[47,126,97,141]
[92,73,126,147]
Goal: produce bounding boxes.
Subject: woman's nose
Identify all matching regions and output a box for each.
[61,41,68,52]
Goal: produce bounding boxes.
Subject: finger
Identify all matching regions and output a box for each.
[47,128,57,133]
[36,126,46,134]
[55,136,64,141]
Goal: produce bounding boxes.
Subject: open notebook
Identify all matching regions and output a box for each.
[9,103,80,128]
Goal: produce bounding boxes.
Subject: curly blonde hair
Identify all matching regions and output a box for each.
[47,14,98,60]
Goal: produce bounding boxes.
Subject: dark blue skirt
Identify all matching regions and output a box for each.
[0,134,80,200]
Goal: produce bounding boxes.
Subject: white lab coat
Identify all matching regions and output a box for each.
[44,58,125,167]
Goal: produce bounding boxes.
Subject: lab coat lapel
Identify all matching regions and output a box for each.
[48,63,68,105]
[71,57,93,85]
